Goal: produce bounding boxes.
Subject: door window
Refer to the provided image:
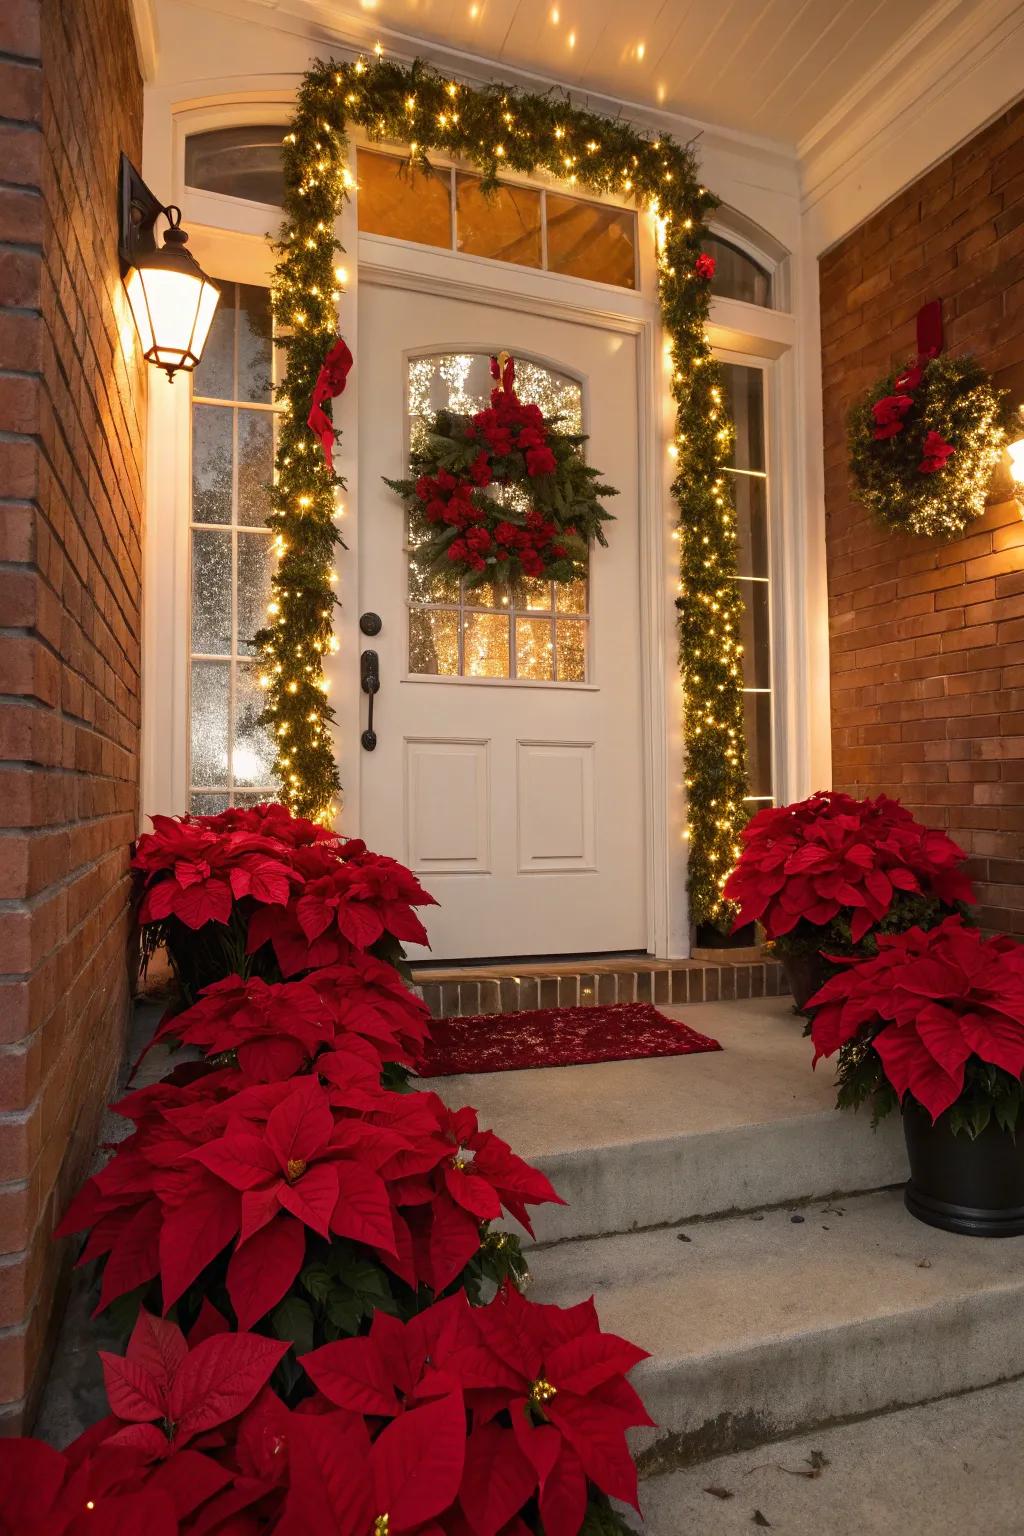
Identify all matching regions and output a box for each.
[406,352,589,682]
[188,281,279,812]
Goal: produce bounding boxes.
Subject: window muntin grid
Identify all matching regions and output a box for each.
[719,360,773,807]
[359,149,638,291]
[406,353,590,683]
[188,281,280,813]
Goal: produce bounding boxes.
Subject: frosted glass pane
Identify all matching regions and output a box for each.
[237,410,273,525]
[238,285,273,403]
[234,666,275,786]
[408,353,582,436]
[744,690,773,800]
[463,613,509,678]
[185,127,285,207]
[192,405,232,524]
[721,363,765,473]
[456,174,541,267]
[357,150,451,248]
[515,577,552,612]
[556,577,588,615]
[737,580,771,690]
[546,195,636,289]
[190,662,229,786]
[704,236,772,308]
[409,608,460,676]
[516,617,554,680]
[237,533,274,655]
[192,286,234,400]
[408,550,460,604]
[467,577,510,611]
[730,473,769,579]
[191,528,231,655]
[190,791,230,814]
[555,619,586,682]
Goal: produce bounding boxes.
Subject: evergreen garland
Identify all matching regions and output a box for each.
[262,51,748,927]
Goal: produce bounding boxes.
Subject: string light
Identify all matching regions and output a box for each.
[262,52,749,876]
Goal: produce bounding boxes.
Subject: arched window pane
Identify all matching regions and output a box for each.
[704,236,772,308]
[185,127,285,207]
[405,352,589,682]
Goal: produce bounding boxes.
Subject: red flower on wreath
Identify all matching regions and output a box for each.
[695,253,716,280]
[918,429,955,473]
[871,393,914,440]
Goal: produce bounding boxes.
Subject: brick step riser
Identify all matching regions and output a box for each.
[419,961,788,1019]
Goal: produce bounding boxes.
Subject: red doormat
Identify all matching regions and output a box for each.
[418,1001,722,1076]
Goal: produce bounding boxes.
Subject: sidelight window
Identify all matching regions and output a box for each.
[187,281,279,811]
[719,360,774,807]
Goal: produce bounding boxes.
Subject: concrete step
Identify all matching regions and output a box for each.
[629,1374,1024,1535]
[528,1187,1024,1470]
[432,997,906,1242]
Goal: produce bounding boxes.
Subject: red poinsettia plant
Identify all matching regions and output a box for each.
[133,805,437,1000]
[807,917,1024,1137]
[723,791,973,962]
[35,801,650,1536]
[1,1288,649,1534]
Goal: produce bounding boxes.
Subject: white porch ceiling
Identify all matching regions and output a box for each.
[315,0,943,145]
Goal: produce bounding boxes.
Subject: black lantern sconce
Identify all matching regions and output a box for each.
[118,154,220,380]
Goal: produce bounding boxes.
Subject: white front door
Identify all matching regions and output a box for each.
[356,280,647,961]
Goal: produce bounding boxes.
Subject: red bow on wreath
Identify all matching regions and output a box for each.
[490,350,516,396]
[307,336,354,473]
[870,300,955,474]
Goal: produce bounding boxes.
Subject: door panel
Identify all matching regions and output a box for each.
[357,282,646,960]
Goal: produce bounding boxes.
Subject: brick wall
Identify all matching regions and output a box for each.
[821,99,1024,934]
[0,0,144,1427]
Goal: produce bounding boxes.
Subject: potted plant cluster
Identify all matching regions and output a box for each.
[722,791,974,1008]
[0,804,651,1533]
[806,918,1024,1237]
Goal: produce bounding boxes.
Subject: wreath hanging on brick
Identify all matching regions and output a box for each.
[848,351,1011,540]
[386,353,617,585]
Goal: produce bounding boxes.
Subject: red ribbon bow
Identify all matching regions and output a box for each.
[307,337,354,473]
[489,352,516,397]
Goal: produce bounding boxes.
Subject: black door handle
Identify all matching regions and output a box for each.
[361,649,379,750]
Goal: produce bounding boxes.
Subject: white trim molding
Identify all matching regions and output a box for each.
[801,0,1024,256]
[130,0,159,81]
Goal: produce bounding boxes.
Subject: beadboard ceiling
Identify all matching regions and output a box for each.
[321,0,942,144]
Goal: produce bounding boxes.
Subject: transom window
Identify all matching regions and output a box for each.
[406,353,589,683]
[705,235,773,308]
[188,281,279,812]
[719,360,773,807]
[359,149,637,289]
[185,126,286,207]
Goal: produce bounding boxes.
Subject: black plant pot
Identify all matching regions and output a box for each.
[902,1101,1024,1237]
[779,950,831,1013]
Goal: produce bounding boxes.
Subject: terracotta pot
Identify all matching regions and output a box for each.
[779,950,831,1012]
[902,1100,1024,1238]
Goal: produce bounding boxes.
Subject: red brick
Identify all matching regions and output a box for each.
[822,105,1024,936]
[0,0,144,1422]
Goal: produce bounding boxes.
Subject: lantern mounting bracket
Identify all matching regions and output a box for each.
[118,154,170,271]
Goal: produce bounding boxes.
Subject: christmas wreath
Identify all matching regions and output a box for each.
[386,353,618,585]
[848,352,1010,539]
